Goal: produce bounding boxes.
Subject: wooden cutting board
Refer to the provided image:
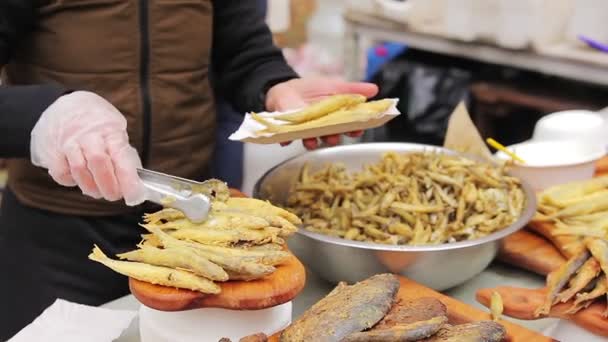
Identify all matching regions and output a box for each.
[130,251,306,311]
[129,188,306,311]
[477,287,608,337]
[498,156,608,274]
[498,229,565,276]
[269,276,552,342]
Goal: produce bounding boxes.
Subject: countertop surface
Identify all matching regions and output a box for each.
[104,262,556,342]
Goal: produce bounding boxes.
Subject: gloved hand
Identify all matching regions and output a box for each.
[30,91,146,205]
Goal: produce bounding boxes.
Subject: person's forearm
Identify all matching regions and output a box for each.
[0,84,68,158]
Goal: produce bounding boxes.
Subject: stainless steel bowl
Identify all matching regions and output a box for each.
[253,143,537,291]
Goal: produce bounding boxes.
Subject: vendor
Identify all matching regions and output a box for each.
[0,1,378,339]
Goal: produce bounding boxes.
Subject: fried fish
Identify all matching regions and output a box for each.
[88,245,220,294]
[535,249,590,317]
[342,316,447,342]
[280,274,399,342]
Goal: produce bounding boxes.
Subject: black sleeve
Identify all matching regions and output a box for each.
[0,1,68,158]
[212,0,299,113]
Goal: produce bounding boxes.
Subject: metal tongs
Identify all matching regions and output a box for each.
[137,168,211,223]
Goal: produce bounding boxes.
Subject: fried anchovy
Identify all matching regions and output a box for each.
[281,274,399,342]
[535,249,590,317]
[342,316,447,342]
[422,321,506,342]
[556,257,601,303]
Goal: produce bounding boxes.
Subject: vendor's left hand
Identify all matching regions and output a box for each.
[265,77,379,150]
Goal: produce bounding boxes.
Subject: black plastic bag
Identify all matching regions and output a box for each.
[368,52,473,145]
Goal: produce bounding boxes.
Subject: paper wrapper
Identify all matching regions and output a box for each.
[9,299,136,342]
[443,102,495,163]
[229,98,401,144]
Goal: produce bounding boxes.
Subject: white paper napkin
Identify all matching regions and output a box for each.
[9,299,137,342]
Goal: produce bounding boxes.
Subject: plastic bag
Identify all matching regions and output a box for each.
[368,53,473,145]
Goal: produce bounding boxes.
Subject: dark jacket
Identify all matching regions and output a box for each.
[0,0,297,215]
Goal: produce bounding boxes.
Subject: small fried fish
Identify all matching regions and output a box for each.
[88,245,220,294]
[117,245,228,281]
[573,274,608,308]
[535,249,590,317]
[556,257,601,303]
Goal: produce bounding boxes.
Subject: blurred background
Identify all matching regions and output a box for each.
[2,0,607,198]
[240,0,608,195]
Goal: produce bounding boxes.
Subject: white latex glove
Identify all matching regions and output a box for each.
[30,91,146,206]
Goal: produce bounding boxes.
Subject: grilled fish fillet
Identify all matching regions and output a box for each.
[373,297,447,329]
[280,274,400,342]
[342,316,447,342]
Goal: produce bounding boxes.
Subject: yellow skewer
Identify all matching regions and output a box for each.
[486,138,526,164]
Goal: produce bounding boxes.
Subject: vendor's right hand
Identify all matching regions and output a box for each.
[30,91,146,206]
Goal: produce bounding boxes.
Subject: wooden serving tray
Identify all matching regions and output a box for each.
[478,286,608,337]
[130,251,306,311]
[269,276,552,342]
[498,229,565,276]
[488,158,608,336]
[129,188,306,311]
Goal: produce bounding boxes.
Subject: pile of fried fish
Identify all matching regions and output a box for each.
[287,152,525,245]
[534,176,608,316]
[88,180,300,294]
[222,274,505,342]
[251,94,395,135]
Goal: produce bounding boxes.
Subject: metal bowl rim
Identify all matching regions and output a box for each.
[253,142,537,252]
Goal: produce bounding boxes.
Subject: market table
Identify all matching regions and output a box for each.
[104,262,555,341]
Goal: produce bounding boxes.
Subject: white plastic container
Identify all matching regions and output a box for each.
[532,110,607,149]
[139,302,292,342]
[443,0,477,42]
[495,140,605,191]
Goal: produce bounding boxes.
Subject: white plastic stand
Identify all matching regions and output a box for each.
[139,301,292,342]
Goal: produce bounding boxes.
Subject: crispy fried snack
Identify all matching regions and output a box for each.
[287,152,525,245]
[89,245,220,294]
[273,94,366,123]
[252,98,393,136]
[90,192,299,293]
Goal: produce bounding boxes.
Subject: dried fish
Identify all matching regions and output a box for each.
[287,152,524,245]
[556,258,601,303]
[423,321,506,342]
[490,292,503,321]
[117,245,228,281]
[89,245,220,294]
[535,250,590,317]
[280,274,399,342]
[342,316,447,342]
